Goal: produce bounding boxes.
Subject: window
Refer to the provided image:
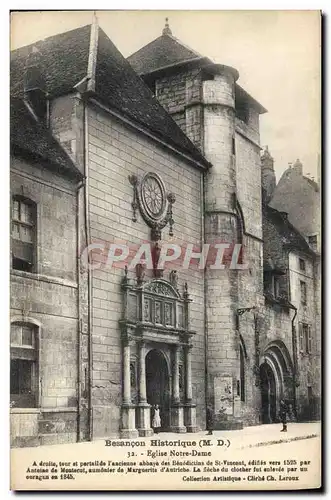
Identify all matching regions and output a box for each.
[10,323,38,408]
[308,235,317,250]
[299,258,306,272]
[299,323,312,354]
[299,323,304,352]
[306,325,312,354]
[232,137,236,156]
[300,280,307,305]
[264,272,280,298]
[273,276,280,298]
[11,197,36,272]
[235,100,249,124]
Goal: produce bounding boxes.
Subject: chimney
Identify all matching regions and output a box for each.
[261,146,276,204]
[24,46,48,122]
[292,158,303,176]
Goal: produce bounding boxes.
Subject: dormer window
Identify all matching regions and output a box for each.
[308,235,318,250]
[299,258,306,272]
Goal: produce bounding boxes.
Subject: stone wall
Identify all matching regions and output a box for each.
[156,69,203,151]
[10,157,79,446]
[289,251,321,420]
[86,102,206,437]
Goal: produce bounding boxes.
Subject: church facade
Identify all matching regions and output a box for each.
[10,19,321,446]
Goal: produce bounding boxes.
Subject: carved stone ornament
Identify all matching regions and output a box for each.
[129,172,176,241]
[140,172,167,220]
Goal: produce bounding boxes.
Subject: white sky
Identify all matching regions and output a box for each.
[10,10,321,181]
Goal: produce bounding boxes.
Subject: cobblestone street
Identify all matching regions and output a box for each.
[11,422,320,455]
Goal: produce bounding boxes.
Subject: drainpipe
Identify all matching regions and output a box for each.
[83,99,93,441]
[288,302,298,420]
[76,178,85,442]
[202,171,209,423]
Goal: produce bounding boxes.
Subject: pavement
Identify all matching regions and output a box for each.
[11,422,321,454]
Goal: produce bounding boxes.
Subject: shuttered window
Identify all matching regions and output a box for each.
[10,323,38,408]
[299,323,304,352]
[11,197,36,272]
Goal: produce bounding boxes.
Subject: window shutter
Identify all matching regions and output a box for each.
[308,326,312,354]
[299,323,304,352]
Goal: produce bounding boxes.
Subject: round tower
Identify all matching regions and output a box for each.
[202,65,244,428]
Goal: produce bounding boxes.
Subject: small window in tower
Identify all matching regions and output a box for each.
[300,280,307,305]
[299,258,306,271]
[232,137,236,155]
[235,97,249,124]
[308,235,318,250]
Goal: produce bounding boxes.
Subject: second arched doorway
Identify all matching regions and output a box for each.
[145,349,171,430]
[260,362,277,423]
[259,340,295,424]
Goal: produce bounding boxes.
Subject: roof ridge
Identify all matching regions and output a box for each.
[87,20,98,92]
[166,33,205,59]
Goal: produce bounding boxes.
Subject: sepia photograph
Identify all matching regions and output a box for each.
[9,9,322,491]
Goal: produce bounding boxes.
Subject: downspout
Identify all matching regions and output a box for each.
[200,74,210,427]
[76,178,85,441]
[83,100,93,441]
[286,247,298,419]
[202,170,209,421]
[289,302,298,420]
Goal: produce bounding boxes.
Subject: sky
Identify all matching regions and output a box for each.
[10,10,321,181]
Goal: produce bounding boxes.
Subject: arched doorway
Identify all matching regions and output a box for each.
[260,362,277,423]
[146,349,170,431]
[259,341,295,424]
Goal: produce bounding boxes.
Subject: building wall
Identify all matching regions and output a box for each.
[155,68,204,151]
[154,66,267,428]
[86,102,206,437]
[289,251,320,419]
[10,156,79,446]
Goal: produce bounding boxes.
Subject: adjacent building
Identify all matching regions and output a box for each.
[10,92,83,446]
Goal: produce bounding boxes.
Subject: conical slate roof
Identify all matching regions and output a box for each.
[127,20,209,75]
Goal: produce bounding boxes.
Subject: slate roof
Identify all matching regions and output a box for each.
[11,24,210,169]
[11,24,91,98]
[11,97,83,181]
[127,29,267,115]
[263,205,315,256]
[127,32,208,75]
